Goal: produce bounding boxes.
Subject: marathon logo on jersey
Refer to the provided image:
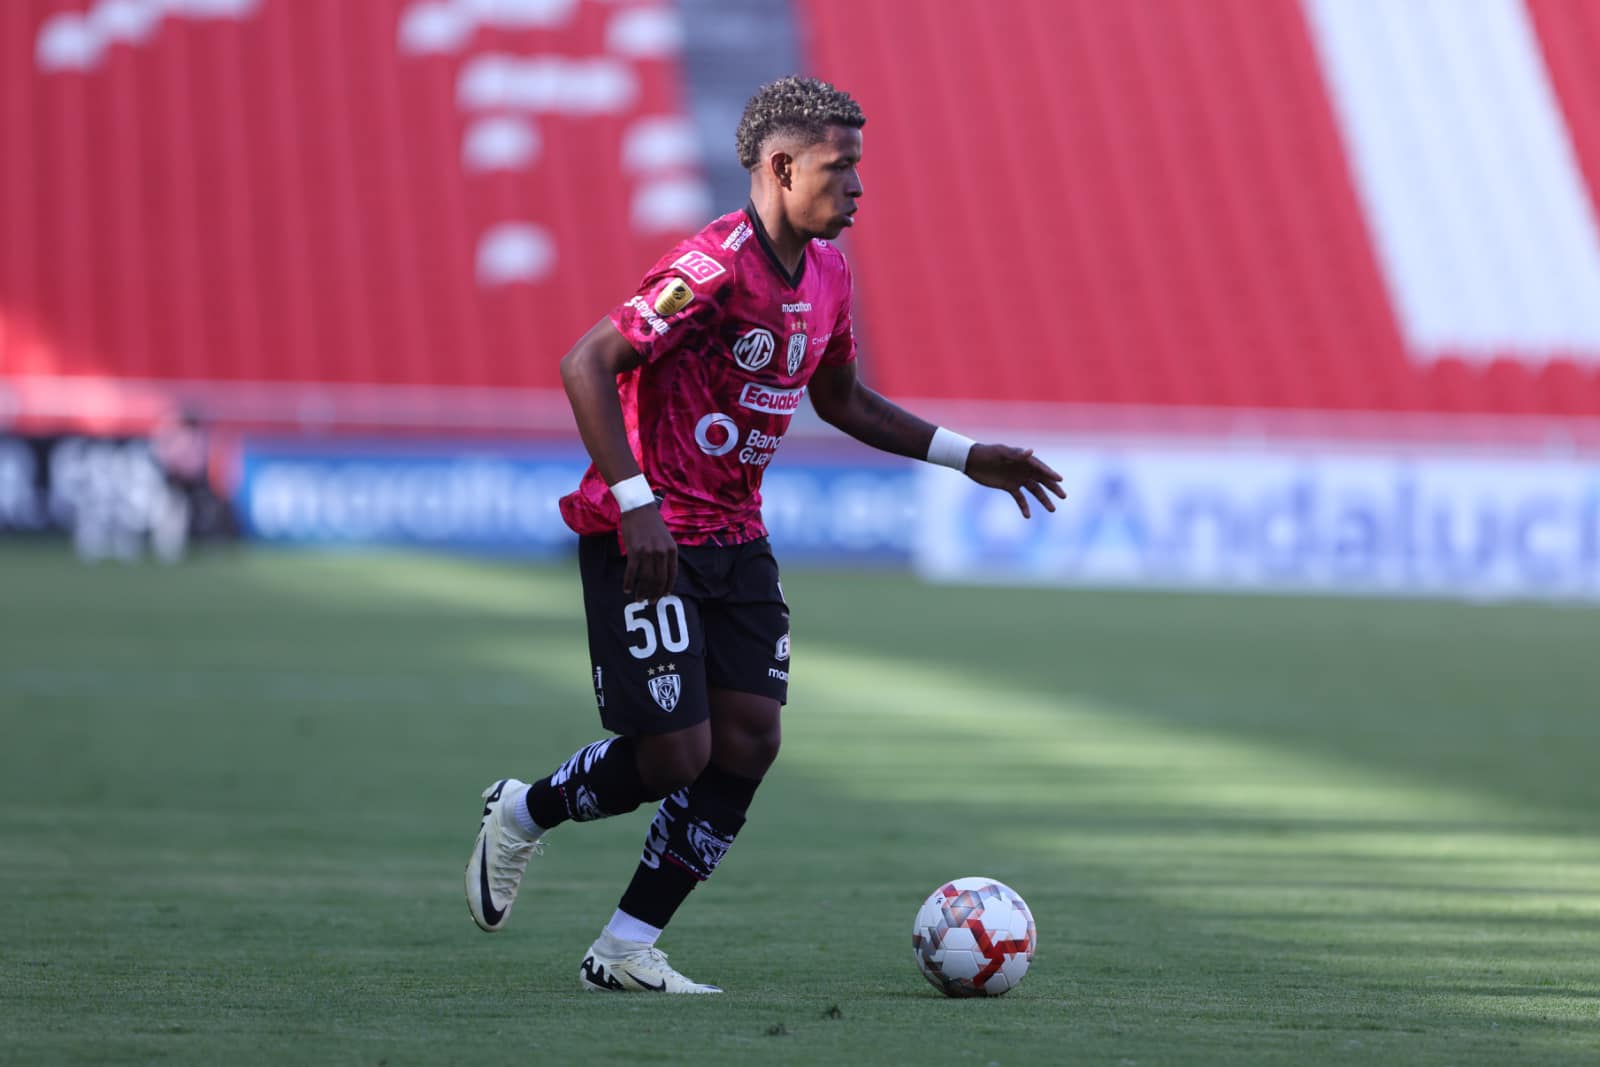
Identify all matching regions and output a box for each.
[781,301,812,313]
[671,249,726,285]
[721,221,753,252]
[786,333,807,375]
[738,382,804,415]
[626,295,670,336]
[653,277,693,317]
[732,327,775,372]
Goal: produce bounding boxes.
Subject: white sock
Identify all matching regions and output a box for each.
[605,909,662,947]
[505,782,545,839]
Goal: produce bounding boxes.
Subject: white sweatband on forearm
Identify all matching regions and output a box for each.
[927,427,976,472]
[609,474,656,512]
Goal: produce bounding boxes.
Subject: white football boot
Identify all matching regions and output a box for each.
[465,778,543,932]
[579,930,722,994]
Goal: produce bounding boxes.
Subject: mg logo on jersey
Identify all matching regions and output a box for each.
[786,333,807,375]
[694,412,739,456]
[647,672,682,712]
[738,382,804,415]
[732,328,775,371]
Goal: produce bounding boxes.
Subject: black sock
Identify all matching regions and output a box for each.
[524,737,651,831]
[616,763,762,930]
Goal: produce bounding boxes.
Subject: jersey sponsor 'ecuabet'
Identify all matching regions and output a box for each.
[738,382,803,415]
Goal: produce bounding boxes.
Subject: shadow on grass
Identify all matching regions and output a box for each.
[5,549,1597,1065]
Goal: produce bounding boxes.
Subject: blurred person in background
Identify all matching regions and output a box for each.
[149,408,233,561]
[466,77,1064,993]
[148,409,206,562]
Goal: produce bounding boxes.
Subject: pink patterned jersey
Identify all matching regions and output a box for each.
[560,207,858,545]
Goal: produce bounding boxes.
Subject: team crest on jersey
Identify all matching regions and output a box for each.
[786,333,807,375]
[647,672,682,712]
[653,277,693,316]
[671,250,726,285]
[732,327,775,372]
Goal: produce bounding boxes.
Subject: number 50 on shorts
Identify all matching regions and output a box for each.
[624,596,690,659]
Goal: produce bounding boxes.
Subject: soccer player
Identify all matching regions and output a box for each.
[466,76,1064,994]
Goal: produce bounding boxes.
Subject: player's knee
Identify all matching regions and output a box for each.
[742,720,781,776]
[642,756,706,798]
[634,730,711,798]
[713,718,781,779]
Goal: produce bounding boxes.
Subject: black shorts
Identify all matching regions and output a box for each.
[579,534,790,736]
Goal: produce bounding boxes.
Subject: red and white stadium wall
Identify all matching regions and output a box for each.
[5,0,1600,424]
[792,0,1600,599]
[6,0,1600,599]
[798,0,1600,420]
[1,0,705,431]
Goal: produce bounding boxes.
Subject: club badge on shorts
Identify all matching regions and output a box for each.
[647,668,681,712]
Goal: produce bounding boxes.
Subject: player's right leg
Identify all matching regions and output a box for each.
[464,776,544,932]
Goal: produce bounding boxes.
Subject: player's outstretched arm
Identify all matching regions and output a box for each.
[560,319,679,598]
[808,362,1065,518]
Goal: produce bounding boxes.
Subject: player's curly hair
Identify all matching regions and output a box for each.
[735,76,865,171]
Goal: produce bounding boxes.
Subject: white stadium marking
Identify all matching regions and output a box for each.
[1304,0,1600,363]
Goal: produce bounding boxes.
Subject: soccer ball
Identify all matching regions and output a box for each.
[911,877,1037,997]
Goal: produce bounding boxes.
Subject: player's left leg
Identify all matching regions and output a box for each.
[580,539,791,992]
[618,689,779,925]
[580,689,777,993]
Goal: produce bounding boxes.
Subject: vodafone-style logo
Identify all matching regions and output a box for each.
[694,413,739,456]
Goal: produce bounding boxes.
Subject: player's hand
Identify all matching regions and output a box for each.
[619,505,679,600]
[964,444,1066,519]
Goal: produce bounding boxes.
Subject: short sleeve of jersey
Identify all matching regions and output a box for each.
[608,249,733,364]
[821,254,858,367]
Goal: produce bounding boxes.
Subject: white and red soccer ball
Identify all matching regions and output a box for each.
[912,877,1037,997]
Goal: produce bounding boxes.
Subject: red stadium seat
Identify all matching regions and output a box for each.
[4,0,1600,430]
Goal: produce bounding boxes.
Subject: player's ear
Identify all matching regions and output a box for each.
[768,150,794,189]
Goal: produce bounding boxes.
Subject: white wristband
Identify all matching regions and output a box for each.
[927,427,976,472]
[609,474,656,513]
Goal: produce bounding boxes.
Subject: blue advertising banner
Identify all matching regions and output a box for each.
[917,439,1600,601]
[235,438,915,564]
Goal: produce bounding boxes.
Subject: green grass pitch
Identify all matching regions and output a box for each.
[2,544,1597,1065]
